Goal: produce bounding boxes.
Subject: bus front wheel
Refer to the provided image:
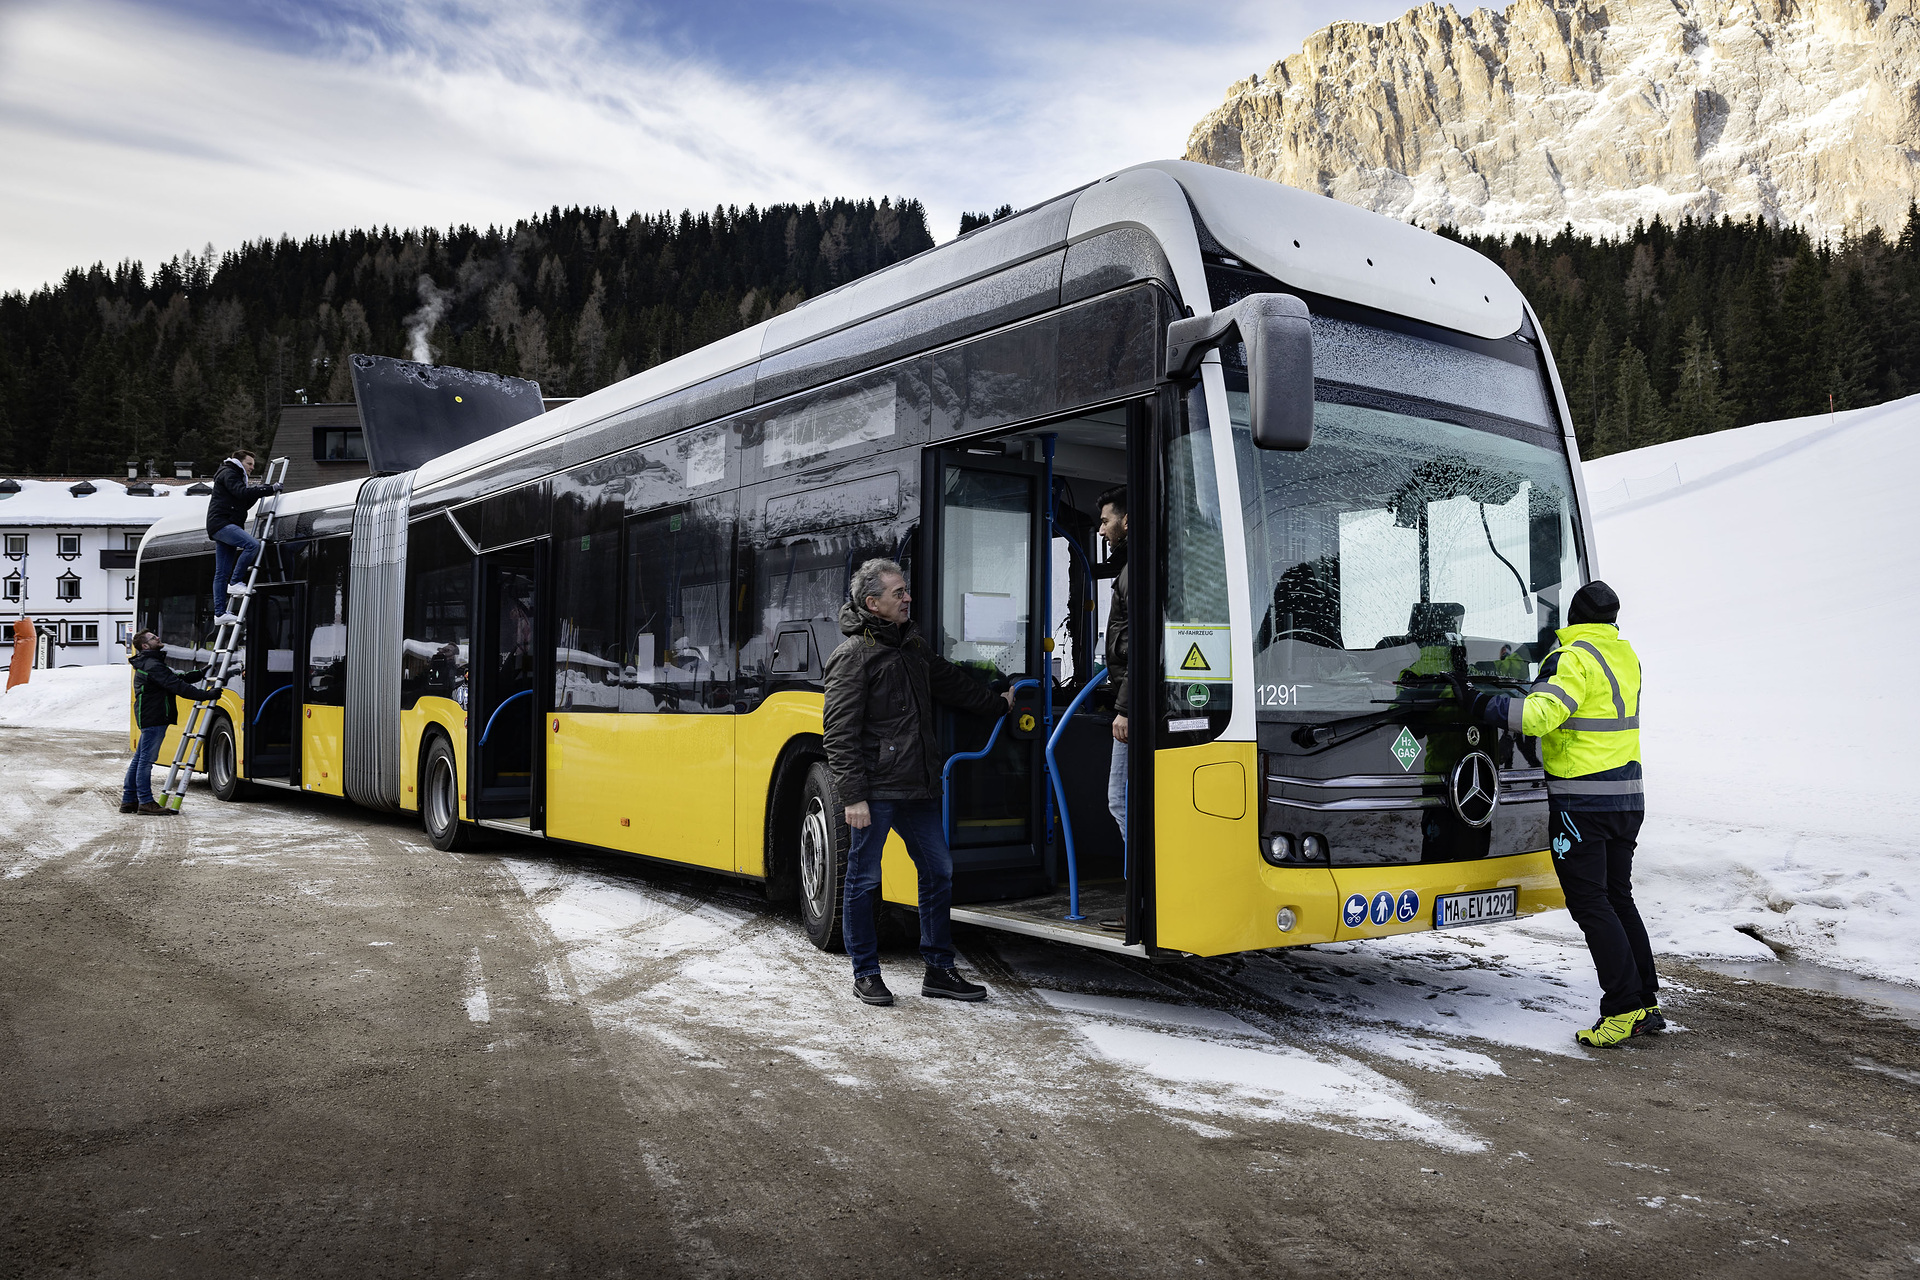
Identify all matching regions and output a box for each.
[797,762,848,953]
[422,736,476,852]
[208,713,249,802]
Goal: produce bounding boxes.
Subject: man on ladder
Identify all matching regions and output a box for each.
[157,455,291,812]
[208,448,281,625]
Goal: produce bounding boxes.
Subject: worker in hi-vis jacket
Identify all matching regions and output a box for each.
[1474,580,1663,1048]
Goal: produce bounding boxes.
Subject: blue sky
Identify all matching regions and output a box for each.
[0,0,1411,294]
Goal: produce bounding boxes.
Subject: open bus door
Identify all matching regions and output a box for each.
[922,418,1141,928]
[469,544,543,824]
[922,450,1050,903]
[244,583,303,785]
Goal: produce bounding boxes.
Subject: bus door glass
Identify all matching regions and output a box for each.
[472,545,541,819]
[926,451,1049,901]
[245,583,303,782]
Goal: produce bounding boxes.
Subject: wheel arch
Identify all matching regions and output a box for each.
[762,733,825,903]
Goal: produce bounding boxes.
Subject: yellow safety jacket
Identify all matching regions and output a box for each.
[1505,622,1643,808]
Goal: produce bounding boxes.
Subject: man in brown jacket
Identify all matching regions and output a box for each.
[823,558,1010,1007]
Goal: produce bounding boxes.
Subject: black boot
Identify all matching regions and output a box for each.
[922,967,987,1002]
[854,974,894,1006]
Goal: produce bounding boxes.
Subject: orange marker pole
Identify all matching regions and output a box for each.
[6,617,33,691]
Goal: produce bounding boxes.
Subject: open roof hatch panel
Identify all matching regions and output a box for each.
[347,355,547,475]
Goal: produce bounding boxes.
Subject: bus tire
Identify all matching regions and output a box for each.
[422,735,476,852]
[207,713,250,802]
[797,761,848,953]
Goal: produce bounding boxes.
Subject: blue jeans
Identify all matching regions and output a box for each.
[211,523,261,605]
[123,725,167,805]
[843,800,955,978]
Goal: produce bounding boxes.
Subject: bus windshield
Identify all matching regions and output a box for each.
[1229,319,1584,719]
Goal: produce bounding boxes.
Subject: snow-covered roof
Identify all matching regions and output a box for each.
[0,479,209,527]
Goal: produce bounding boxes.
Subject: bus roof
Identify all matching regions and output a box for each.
[139,160,1528,547]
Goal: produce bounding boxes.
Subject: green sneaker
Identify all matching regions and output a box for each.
[1575,1008,1647,1047]
[1635,1005,1667,1035]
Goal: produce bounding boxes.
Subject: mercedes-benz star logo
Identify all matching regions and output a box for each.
[1448,751,1499,828]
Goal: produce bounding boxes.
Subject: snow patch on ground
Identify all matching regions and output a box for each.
[0,665,129,734]
[502,856,1506,1150]
[1584,394,1920,985]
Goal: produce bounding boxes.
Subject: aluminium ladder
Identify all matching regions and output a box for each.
[158,457,291,812]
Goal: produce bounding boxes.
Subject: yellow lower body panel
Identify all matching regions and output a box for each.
[1154,740,1341,956]
[547,712,734,870]
[1151,739,1567,956]
[732,692,824,877]
[303,703,345,796]
[399,698,467,813]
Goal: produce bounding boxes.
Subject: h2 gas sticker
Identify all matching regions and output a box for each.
[1390,726,1423,772]
[1164,624,1231,684]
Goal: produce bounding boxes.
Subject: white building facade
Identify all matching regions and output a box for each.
[0,479,209,667]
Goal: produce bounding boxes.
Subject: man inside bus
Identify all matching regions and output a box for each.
[1472,580,1658,1048]
[207,448,281,626]
[1094,486,1130,931]
[824,558,1014,1007]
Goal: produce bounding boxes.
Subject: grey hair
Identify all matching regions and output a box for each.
[850,557,905,609]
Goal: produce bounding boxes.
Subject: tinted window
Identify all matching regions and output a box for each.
[306,535,350,706]
[137,553,216,674]
[552,475,625,711]
[623,498,735,712]
[402,514,473,710]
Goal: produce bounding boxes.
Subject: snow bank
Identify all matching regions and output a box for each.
[0,665,129,734]
[1583,393,1920,983]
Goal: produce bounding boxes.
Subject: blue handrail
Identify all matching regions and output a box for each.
[941,678,1036,846]
[1045,667,1108,922]
[251,683,290,726]
[480,688,532,746]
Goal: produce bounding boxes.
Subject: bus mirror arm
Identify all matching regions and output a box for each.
[1165,293,1316,451]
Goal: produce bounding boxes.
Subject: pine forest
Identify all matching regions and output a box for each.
[0,199,934,476]
[1,196,1917,477]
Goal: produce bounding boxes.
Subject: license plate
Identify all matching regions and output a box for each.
[1433,887,1518,930]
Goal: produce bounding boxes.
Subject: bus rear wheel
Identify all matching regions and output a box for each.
[208,713,249,802]
[797,762,848,952]
[423,736,476,852]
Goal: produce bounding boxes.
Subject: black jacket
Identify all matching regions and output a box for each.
[205,459,276,536]
[130,649,219,728]
[823,601,1005,805]
[1099,546,1130,716]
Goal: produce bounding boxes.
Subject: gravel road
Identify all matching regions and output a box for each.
[3,727,1917,1278]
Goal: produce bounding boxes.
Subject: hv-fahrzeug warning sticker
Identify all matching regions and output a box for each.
[1164,624,1232,683]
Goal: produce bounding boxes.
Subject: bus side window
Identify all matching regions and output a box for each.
[400,516,473,711]
[552,487,625,711]
[623,498,736,714]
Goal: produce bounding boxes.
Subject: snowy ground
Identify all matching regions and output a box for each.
[1584,393,1920,984]
[0,664,128,734]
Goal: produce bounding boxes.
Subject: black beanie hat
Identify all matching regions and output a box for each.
[1568,580,1620,625]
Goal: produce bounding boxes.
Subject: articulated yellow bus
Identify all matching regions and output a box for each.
[136,160,1591,959]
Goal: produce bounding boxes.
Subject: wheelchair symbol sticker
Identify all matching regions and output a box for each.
[1396,889,1419,923]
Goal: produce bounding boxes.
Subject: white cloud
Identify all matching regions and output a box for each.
[0,0,1405,294]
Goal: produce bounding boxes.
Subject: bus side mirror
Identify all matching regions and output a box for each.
[1166,293,1315,451]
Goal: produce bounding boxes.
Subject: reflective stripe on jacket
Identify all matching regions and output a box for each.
[1505,622,1643,807]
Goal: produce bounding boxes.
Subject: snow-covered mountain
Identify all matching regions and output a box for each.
[1185,0,1920,240]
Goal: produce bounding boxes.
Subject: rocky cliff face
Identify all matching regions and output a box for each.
[1186,0,1920,240]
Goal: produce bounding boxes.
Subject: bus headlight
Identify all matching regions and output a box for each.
[1302,833,1329,862]
[1275,907,1297,933]
[1264,834,1293,865]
